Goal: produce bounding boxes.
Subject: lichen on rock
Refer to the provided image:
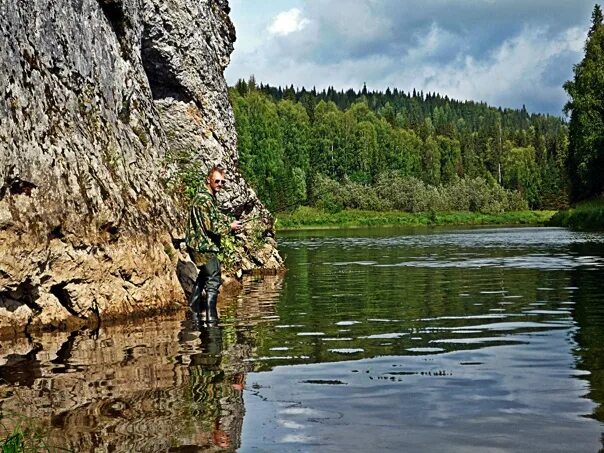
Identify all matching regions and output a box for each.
[0,0,282,336]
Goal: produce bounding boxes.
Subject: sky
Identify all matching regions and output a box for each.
[225,0,597,116]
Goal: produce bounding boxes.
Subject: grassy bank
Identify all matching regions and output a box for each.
[549,199,604,230]
[276,207,556,230]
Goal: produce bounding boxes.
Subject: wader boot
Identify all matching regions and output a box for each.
[189,274,207,329]
[199,254,221,325]
[204,291,219,325]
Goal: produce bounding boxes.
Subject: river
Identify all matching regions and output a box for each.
[1,226,603,451]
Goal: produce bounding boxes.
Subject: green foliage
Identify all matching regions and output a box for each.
[564,4,604,201]
[218,233,239,270]
[549,198,604,230]
[164,148,206,203]
[278,206,554,230]
[311,173,526,215]
[501,144,542,206]
[230,78,569,212]
[0,415,60,453]
[2,429,24,453]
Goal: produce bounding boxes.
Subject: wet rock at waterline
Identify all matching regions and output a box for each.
[0,0,283,335]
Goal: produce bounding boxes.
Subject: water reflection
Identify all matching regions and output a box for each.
[568,243,604,423]
[0,275,284,452]
[175,321,246,451]
[239,226,604,451]
[1,227,604,451]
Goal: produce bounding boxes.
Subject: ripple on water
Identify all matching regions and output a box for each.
[406,347,445,353]
[419,314,508,321]
[523,310,572,315]
[448,321,565,331]
[368,255,604,270]
[360,333,408,339]
[244,355,311,362]
[430,337,524,345]
[329,349,364,354]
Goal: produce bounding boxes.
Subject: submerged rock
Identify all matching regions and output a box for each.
[0,0,282,335]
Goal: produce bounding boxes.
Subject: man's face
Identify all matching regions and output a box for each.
[208,170,226,194]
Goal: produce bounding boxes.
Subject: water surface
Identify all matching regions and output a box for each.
[1,226,604,451]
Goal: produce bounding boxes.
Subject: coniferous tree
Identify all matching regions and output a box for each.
[564,4,604,200]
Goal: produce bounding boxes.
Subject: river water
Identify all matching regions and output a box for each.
[1,226,604,452]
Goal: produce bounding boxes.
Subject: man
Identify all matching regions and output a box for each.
[186,165,242,324]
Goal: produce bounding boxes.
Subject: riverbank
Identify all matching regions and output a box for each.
[276,207,555,230]
[548,199,604,230]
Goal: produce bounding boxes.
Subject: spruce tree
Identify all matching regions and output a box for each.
[589,4,603,36]
[563,4,604,200]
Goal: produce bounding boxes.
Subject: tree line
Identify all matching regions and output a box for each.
[228,10,604,214]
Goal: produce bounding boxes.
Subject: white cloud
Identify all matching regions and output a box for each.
[227,0,594,113]
[410,26,586,111]
[267,8,310,36]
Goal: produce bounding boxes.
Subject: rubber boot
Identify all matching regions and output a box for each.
[205,291,219,325]
[188,282,203,329]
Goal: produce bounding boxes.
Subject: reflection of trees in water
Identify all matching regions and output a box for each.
[266,242,578,363]
[0,274,285,451]
[567,243,604,424]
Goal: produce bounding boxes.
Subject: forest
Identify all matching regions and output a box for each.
[229,5,602,216]
[230,80,567,214]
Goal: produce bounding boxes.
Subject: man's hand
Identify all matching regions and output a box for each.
[231,220,243,232]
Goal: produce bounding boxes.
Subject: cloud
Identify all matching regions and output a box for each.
[227,0,596,114]
[267,8,310,36]
[411,26,586,113]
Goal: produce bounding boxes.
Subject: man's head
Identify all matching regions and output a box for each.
[207,165,226,195]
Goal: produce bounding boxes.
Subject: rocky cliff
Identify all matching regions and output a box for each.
[0,0,282,336]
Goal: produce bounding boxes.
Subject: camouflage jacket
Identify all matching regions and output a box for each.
[185,188,232,254]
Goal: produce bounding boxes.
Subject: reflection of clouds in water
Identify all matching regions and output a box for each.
[329,348,364,354]
[425,321,565,331]
[364,255,604,270]
[242,328,601,451]
[283,227,604,270]
[406,347,445,353]
[281,227,604,250]
[431,337,526,345]
[360,333,408,339]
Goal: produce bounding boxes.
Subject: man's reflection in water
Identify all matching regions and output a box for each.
[176,318,247,451]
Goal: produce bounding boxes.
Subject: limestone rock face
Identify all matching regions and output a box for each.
[0,0,282,335]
